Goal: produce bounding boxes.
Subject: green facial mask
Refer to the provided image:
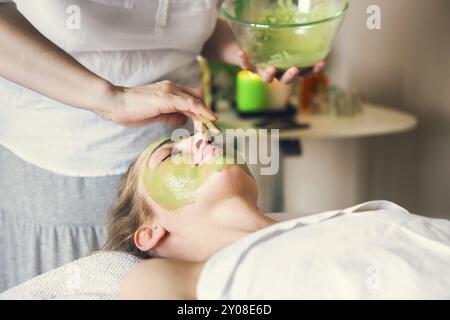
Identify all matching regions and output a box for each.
[142,138,252,211]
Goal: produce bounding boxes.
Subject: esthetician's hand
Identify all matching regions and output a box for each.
[0,4,217,129]
[104,81,217,128]
[237,50,326,84]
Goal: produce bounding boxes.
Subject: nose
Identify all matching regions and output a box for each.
[195,136,213,150]
[194,128,214,150]
[172,134,210,165]
[193,134,210,160]
[195,138,203,150]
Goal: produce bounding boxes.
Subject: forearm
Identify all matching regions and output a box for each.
[201,18,241,67]
[0,4,115,117]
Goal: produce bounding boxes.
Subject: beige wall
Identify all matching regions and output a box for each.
[327,0,450,217]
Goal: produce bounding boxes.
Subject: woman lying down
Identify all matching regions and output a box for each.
[102,134,450,300]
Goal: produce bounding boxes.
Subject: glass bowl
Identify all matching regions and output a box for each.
[222,0,349,70]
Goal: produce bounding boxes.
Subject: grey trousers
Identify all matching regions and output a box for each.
[0,144,123,292]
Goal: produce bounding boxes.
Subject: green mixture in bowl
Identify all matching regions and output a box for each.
[225,0,348,69]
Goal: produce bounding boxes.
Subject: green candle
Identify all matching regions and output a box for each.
[236,70,268,112]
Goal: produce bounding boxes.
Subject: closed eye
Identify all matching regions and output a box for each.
[152,147,173,168]
[160,148,183,164]
[161,154,171,162]
[159,147,182,164]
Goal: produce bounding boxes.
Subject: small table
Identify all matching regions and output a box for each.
[283,103,418,139]
[218,103,418,140]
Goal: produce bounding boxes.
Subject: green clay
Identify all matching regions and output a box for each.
[142,139,252,211]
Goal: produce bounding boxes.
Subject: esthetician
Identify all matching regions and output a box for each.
[0,0,318,291]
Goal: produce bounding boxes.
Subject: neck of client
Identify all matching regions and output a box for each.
[160,196,277,262]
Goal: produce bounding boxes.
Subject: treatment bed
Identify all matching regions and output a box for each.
[1,201,450,300]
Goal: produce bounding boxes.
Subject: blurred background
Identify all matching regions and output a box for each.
[325,0,450,218]
[211,0,450,218]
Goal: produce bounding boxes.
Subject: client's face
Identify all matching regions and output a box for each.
[138,135,257,213]
[131,135,259,260]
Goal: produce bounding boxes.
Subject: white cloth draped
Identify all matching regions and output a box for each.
[198,201,450,300]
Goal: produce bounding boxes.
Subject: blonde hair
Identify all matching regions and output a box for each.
[104,159,153,259]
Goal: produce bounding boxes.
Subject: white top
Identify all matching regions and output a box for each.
[198,201,450,299]
[0,0,217,176]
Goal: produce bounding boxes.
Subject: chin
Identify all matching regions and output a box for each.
[197,165,258,206]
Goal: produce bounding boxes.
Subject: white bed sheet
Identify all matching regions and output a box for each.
[3,201,449,300]
[197,201,450,300]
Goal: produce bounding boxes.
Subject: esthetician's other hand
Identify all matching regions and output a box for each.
[237,50,326,84]
[201,19,325,85]
[103,81,217,128]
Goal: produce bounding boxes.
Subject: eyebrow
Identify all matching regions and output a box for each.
[149,138,173,158]
[148,133,198,159]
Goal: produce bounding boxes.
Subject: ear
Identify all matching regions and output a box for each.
[134,224,166,253]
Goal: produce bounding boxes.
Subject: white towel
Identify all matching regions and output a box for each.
[0,252,141,300]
